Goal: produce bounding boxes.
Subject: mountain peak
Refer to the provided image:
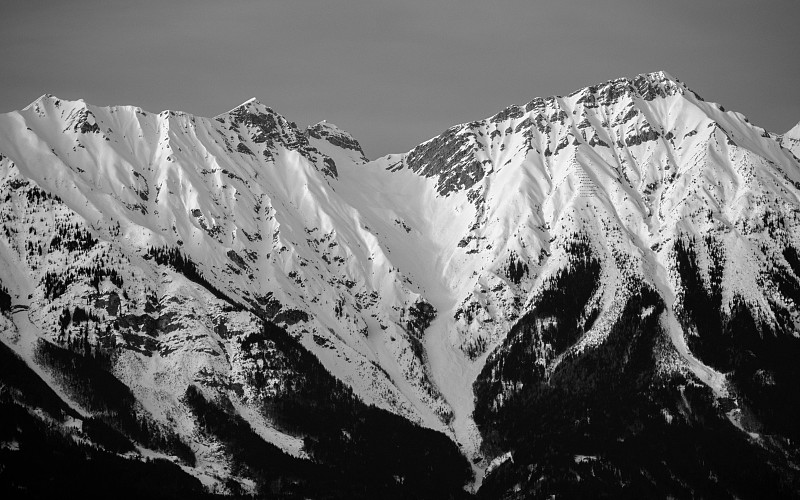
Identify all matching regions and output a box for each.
[307,119,353,140]
[631,70,683,100]
[307,120,368,161]
[217,97,276,119]
[636,69,677,83]
[785,120,800,140]
[560,70,683,104]
[21,93,83,112]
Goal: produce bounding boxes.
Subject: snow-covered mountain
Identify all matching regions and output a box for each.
[2,71,800,498]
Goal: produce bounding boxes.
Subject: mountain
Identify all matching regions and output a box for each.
[1,71,800,498]
[783,121,800,158]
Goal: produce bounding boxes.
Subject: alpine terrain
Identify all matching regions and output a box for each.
[1,71,800,498]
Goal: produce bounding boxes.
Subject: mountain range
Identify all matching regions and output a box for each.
[1,71,800,498]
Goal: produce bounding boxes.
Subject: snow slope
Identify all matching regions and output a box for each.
[783,120,800,158]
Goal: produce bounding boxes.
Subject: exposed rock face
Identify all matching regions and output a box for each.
[307,120,368,164]
[1,72,800,497]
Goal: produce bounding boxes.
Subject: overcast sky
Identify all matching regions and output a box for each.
[2,0,798,158]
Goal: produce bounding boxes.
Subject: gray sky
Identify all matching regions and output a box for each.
[2,0,799,158]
